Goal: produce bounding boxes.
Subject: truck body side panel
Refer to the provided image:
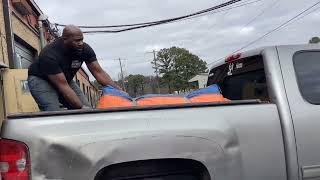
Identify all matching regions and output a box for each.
[262,47,300,180]
[1,104,286,180]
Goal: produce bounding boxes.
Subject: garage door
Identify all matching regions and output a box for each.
[14,41,34,69]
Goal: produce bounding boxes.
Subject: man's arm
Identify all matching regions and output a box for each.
[86,61,122,90]
[48,73,83,109]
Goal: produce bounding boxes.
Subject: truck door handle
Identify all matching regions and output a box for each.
[302,165,320,179]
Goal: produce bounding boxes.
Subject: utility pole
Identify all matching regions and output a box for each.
[151,50,161,94]
[117,58,126,91]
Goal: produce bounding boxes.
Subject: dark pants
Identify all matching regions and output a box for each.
[28,75,91,111]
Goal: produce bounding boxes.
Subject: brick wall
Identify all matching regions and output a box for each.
[75,70,100,107]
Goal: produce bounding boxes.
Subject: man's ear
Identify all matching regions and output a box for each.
[62,36,69,45]
[62,36,67,41]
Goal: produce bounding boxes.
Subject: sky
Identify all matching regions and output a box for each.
[34,0,320,80]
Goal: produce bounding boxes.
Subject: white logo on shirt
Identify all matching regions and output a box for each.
[71,60,82,68]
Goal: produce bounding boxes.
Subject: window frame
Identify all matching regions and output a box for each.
[293,50,320,105]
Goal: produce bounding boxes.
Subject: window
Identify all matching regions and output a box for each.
[87,86,90,101]
[222,70,268,101]
[21,80,30,93]
[76,78,80,86]
[208,55,269,101]
[293,51,320,104]
[82,84,86,94]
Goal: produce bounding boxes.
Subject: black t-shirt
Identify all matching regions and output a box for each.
[28,39,97,82]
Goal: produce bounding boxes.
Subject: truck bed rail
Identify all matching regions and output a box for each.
[7,99,265,119]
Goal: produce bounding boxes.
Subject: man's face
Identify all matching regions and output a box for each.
[64,32,84,52]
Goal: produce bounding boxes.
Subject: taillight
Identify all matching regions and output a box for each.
[0,139,30,180]
[225,52,241,62]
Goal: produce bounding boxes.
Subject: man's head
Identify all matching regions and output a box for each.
[62,25,84,52]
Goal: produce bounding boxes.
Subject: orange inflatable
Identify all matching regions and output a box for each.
[135,95,188,107]
[97,86,133,108]
[188,94,229,103]
[186,85,229,103]
[97,84,228,109]
[97,95,133,108]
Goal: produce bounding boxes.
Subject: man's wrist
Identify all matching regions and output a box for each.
[105,81,121,90]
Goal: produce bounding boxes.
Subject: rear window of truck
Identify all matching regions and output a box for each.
[293,51,320,104]
[207,55,269,101]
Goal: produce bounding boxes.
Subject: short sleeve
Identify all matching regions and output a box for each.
[83,43,97,63]
[39,54,62,76]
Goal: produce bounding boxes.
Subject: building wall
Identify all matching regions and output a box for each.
[0,0,99,117]
[0,72,5,127]
[189,75,208,89]
[75,69,99,108]
[3,69,38,113]
[1,0,41,114]
[0,0,9,66]
[11,12,40,52]
[0,0,8,127]
[198,76,208,89]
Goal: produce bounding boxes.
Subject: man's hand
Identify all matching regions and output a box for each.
[112,84,123,91]
[48,73,83,109]
[86,61,125,91]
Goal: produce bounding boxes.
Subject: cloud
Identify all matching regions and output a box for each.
[240,26,255,35]
[143,44,165,52]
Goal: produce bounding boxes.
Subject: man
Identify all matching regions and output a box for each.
[28,25,121,111]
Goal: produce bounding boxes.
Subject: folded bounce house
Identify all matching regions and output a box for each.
[97,85,229,109]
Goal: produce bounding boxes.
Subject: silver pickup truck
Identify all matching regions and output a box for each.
[1,44,320,180]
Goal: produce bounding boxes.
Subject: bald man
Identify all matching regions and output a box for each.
[28,25,121,111]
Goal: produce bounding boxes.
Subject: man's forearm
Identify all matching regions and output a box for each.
[59,86,83,109]
[48,73,83,109]
[96,71,121,89]
[87,61,122,90]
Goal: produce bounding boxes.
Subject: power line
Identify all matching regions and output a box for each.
[206,0,264,16]
[208,0,320,65]
[83,0,244,33]
[59,0,261,34]
[176,0,265,50]
[240,0,280,31]
[170,0,264,26]
[285,2,320,26]
[53,0,263,35]
[234,0,320,52]
[56,0,243,30]
[192,0,264,40]
[82,0,265,34]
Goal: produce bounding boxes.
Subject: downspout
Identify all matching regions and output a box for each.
[0,65,8,125]
[38,14,48,49]
[2,0,15,68]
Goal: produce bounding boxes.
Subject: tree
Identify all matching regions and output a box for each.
[152,47,207,92]
[309,37,320,44]
[125,74,146,97]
